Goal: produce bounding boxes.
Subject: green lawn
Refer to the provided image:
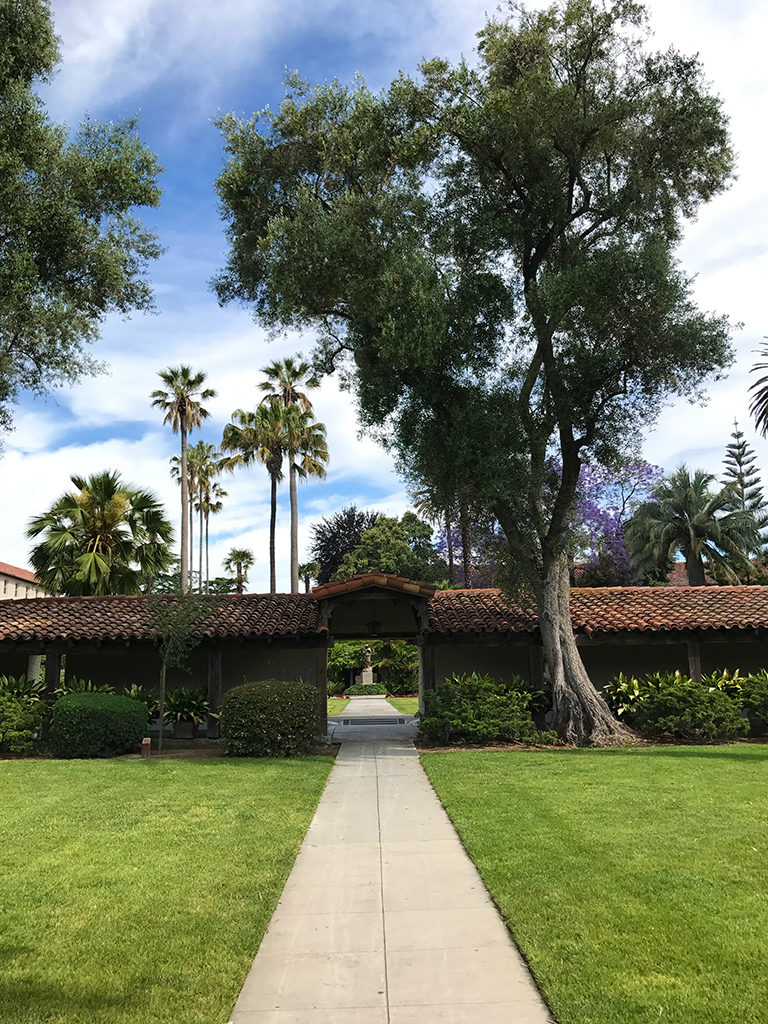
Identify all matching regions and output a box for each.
[0,757,333,1024]
[422,746,768,1024]
[387,696,419,715]
[327,697,349,715]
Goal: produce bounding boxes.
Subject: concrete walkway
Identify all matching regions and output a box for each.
[229,710,553,1023]
[327,693,419,743]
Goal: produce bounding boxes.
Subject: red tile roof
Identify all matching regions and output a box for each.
[0,593,322,644]
[428,586,768,636]
[0,561,39,584]
[312,573,437,599]
[1,583,767,645]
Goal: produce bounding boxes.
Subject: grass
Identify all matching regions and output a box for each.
[327,697,349,715]
[386,696,419,715]
[421,745,768,1024]
[0,757,333,1024]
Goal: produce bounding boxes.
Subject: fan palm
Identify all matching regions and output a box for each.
[151,366,216,593]
[224,548,254,594]
[626,465,759,585]
[196,476,227,594]
[283,405,329,592]
[188,441,221,592]
[298,561,321,593]
[28,470,174,595]
[748,340,768,437]
[221,399,285,592]
[259,356,318,411]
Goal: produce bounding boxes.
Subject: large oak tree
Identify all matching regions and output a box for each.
[213,0,734,744]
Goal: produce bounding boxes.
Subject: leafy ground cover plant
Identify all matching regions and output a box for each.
[419,672,549,745]
[50,692,147,758]
[0,674,45,703]
[163,687,210,727]
[220,679,318,757]
[124,684,161,720]
[55,677,114,698]
[0,695,43,755]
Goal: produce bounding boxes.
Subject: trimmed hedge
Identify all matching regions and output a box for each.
[631,682,746,742]
[50,692,147,758]
[419,672,548,745]
[220,678,318,757]
[741,671,768,735]
[344,683,388,696]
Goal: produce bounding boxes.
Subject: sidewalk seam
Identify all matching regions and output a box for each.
[374,741,392,1024]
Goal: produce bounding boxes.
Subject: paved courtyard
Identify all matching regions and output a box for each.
[229,697,553,1023]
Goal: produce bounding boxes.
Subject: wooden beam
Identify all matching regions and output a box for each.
[687,638,702,682]
[314,642,329,735]
[418,641,436,715]
[44,649,61,702]
[206,647,222,739]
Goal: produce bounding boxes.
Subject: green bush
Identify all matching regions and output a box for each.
[741,671,768,735]
[220,679,318,757]
[344,683,388,696]
[55,676,114,698]
[419,672,541,745]
[163,687,210,725]
[631,679,746,742]
[702,668,744,699]
[0,674,45,703]
[50,692,147,758]
[124,684,160,720]
[0,695,43,755]
[603,671,683,718]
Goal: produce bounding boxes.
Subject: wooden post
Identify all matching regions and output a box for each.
[687,637,702,682]
[314,642,329,736]
[528,638,543,689]
[207,647,222,739]
[418,641,436,715]
[44,649,61,701]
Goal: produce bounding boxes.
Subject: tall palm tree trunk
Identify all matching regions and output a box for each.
[188,497,194,585]
[446,510,454,583]
[180,427,189,593]
[686,555,706,586]
[199,504,204,593]
[290,457,299,593]
[269,473,278,593]
[205,512,210,594]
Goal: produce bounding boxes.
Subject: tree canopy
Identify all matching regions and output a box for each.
[333,511,446,584]
[309,505,381,583]
[1,0,163,436]
[28,470,174,595]
[214,0,734,743]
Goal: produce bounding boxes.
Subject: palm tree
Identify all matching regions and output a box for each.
[188,441,221,592]
[282,405,329,592]
[197,476,227,594]
[298,561,321,593]
[259,356,318,411]
[748,340,768,437]
[28,471,174,595]
[151,366,216,593]
[626,465,759,585]
[221,399,285,592]
[170,451,200,588]
[224,548,254,594]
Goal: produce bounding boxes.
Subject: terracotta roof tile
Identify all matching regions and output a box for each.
[0,593,322,644]
[428,586,768,636]
[312,573,437,599]
[0,561,39,584]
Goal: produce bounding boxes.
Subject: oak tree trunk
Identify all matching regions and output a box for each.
[537,552,632,746]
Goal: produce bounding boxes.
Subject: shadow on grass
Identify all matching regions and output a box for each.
[0,978,131,1022]
[630,743,768,763]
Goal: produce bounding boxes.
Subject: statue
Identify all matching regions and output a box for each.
[362,644,372,669]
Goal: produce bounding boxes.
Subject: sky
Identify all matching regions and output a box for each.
[1,0,767,592]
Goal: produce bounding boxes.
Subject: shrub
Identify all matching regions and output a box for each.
[164,687,210,726]
[220,679,318,757]
[631,679,746,742]
[603,671,683,718]
[741,671,768,735]
[419,672,541,745]
[124,683,160,720]
[0,695,43,755]
[50,692,147,758]
[344,683,388,696]
[0,674,45,703]
[55,676,114,698]
[702,668,744,699]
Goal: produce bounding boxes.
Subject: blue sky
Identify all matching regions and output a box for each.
[2,0,767,591]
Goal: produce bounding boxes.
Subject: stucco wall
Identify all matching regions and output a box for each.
[432,642,530,686]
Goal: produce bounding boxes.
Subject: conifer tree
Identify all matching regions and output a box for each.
[722,421,768,560]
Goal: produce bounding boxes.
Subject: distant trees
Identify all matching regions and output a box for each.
[722,422,768,561]
[333,511,446,584]
[151,366,216,593]
[28,470,173,595]
[310,506,381,584]
[224,549,254,594]
[298,561,321,592]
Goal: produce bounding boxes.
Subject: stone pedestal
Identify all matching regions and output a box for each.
[360,667,374,686]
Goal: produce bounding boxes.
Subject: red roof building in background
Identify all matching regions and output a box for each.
[0,562,45,600]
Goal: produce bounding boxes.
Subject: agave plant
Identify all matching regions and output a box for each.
[163,687,210,726]
[0,674,45,703]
